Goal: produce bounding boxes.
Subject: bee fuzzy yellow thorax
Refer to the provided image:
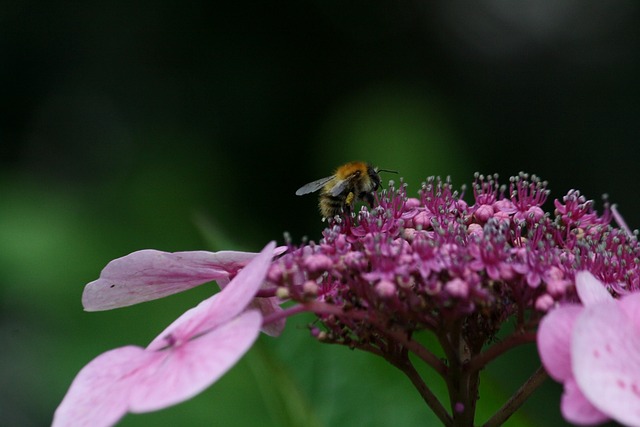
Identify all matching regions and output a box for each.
[321,161,369,196]
[334,161,368,181]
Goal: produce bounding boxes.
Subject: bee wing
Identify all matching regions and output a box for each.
[295,176,334,196]
[329,178,352,196]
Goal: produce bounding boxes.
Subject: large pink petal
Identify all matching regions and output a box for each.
[537,305,582,382]
[52,346,151,427]
[573,300,640,426]
[146,241,275,350]
[560,378,610,425]
[82,249,261,311]
[129,310,262,412]
[575,271,613,306]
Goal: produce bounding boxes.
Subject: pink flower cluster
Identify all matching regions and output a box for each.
[54,172,640,426]
[266,174,636,349]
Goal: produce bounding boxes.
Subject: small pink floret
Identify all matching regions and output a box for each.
[474,204,493,223]
[375,280,396,298]
[535,294,554,311]
[304,254,333,273]
[445,278,468,298]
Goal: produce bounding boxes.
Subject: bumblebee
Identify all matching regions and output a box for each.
[295,161,397,218]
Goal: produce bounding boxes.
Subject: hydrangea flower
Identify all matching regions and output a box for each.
[263,173,639,425]
[538,271,640,426]
[55,172,640,426]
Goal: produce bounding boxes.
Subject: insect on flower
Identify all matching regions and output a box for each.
[295,161,397,218]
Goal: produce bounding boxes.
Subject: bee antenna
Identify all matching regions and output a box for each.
[377,168,398,174]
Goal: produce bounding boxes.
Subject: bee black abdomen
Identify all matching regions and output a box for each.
[319,194,345,218]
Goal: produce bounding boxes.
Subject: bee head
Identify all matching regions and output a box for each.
[367,166,382,191]
[370,166,398,190]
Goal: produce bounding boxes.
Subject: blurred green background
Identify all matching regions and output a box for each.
[2,1,639,426]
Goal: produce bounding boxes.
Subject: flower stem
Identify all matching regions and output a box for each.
[383,330,448,378]
[394,358,452,426]
[481,365,548,427]
[261,304,308,326]
[468,332,537,373]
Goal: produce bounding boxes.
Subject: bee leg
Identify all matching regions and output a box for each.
[361,192,375,208]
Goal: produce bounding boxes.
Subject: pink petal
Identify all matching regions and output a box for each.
[53,346,151,427]
[573,300,640,426]
[129,310,262,412]
[198,242,276,328]
[575,271,613,306]
[82,249,261,311]
[273,245,288,257]
[560,378,610,425]
[250,297,286,337]
[146,241,276,350]
[538,305,582,382]
[217,276,285,337]
[619,293,640,332]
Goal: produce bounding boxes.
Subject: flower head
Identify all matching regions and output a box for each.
[266,173,638,360]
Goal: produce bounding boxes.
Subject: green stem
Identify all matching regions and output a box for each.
[394,358,452,426]
[384,329,448,378]
[482,366,548,427]
[468,332,536,374]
